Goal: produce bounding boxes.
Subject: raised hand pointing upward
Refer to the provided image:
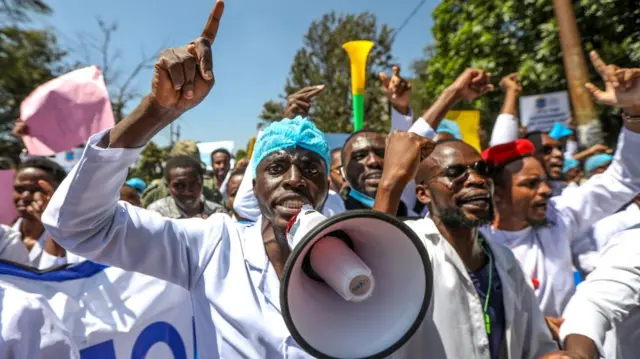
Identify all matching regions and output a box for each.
[105,1,225,149]
[152,0,224,113]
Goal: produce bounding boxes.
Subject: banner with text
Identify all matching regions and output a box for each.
[0,261,195,359]
[520,91,571,132]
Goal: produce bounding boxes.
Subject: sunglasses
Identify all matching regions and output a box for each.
[435,161,493,183]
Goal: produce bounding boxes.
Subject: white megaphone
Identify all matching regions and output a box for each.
[281,207,433,359]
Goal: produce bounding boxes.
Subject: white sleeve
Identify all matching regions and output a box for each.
[489,113,520,146]
[564,140,579,158]
[551,128,640,237]
[408,118,437,139]
[37,251,67,270]
[232,163,260,222]
[390,107,414,132]
[560,228,640,356]
[42,130,227,290]
[0,225,30,266]
[0,289,80,359]
[321,190,346,217]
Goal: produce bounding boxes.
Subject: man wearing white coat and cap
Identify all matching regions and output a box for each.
[39,3,428,358]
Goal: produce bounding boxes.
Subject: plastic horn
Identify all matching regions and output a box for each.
[247,136,257,159]
[342,40,374,132]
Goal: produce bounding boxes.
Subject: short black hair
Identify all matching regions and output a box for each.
[0,157,15,170]
[341,129,384,165]
[164,155,205,182]
[211,148,231,161]
[18,157,67,186]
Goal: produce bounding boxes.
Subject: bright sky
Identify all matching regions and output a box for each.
[37,0,437,150]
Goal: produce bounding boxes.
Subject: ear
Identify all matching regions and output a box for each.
[415,184,431,206]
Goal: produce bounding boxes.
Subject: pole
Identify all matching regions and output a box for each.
[552,0,603,147]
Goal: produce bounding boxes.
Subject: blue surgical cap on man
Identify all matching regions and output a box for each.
[563,157,579,174]
[251,116,330,177]
[125,177,146,196]
[585,153,613,175]
[437,119,463,140]
[548,122,573,140]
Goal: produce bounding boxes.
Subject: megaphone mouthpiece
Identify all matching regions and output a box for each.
[309,235,375,302]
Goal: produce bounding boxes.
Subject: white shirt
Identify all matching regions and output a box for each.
[3,221,84,270]
[588,203,640,251]
[0,285,80,359]
[560,226,640,359]
[395,218,558,358]
[482,128,640,317]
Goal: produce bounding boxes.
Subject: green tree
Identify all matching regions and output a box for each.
[260,12,395,133]
[235,149,247,161]
[0,27,67,161]
[129,141,167,184]
[412,0,640,146]
[0,0,51,23]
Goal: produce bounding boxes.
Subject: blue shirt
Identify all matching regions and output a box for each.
[467,243,505,359]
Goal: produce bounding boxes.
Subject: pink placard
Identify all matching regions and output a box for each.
[20,66,115,156]
[0,170,18,225]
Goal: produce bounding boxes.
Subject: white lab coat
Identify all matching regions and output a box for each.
[43,130,558,359]
[481,128,640,317]
[587,202,640,251]
[560,226,640,359]
[392,218,558,358]
[0,285,80,359]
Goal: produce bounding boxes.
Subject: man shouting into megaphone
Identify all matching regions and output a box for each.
[40,2,330,358]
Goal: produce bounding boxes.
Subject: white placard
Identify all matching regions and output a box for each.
[519,91,571,132]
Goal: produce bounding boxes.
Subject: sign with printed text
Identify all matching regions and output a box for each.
[520,91,571,132]
[0,262,196,359]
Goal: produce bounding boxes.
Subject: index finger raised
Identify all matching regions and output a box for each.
[589,51,608,81]
[201,0,225,44]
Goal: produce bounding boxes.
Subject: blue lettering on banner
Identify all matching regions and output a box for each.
[80,321,187,359]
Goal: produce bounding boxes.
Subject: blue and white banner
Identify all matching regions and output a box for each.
[0,261,195,359]
[519,91,571,132]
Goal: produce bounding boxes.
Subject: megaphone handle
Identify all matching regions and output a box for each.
[302,230,355,283]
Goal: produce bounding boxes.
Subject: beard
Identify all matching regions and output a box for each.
[439,206,495,229]
[526,216,548,228]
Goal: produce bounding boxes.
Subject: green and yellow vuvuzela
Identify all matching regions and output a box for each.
[342,40,374,132]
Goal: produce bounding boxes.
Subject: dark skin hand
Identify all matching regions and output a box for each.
[380,65,412,115]
[102,0,225,149]
[282,85,325,119]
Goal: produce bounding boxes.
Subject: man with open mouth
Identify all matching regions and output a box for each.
[373,131,558,359]
[478,52,640,322]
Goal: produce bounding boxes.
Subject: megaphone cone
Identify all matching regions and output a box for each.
[281,209,432,359]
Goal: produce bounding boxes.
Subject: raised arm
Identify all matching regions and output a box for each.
[41,1,228,289]
[489,73,522,146]
[551,53,640,236]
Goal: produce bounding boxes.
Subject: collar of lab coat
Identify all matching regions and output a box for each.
[418,217,522,353]
[242,216,283,315]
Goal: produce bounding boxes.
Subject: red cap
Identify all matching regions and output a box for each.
[481,139,535,167]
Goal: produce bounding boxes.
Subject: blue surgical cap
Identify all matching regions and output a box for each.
[563,157,579,174]
[585,153,613,175]
[125,177,146,195]
[437,119,462,140]
[251,116,330,176]
[548,122,573,140]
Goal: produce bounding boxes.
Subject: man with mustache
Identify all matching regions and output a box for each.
[373,131,558,358]
[479,55,640,319]
[39,4,353,357]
